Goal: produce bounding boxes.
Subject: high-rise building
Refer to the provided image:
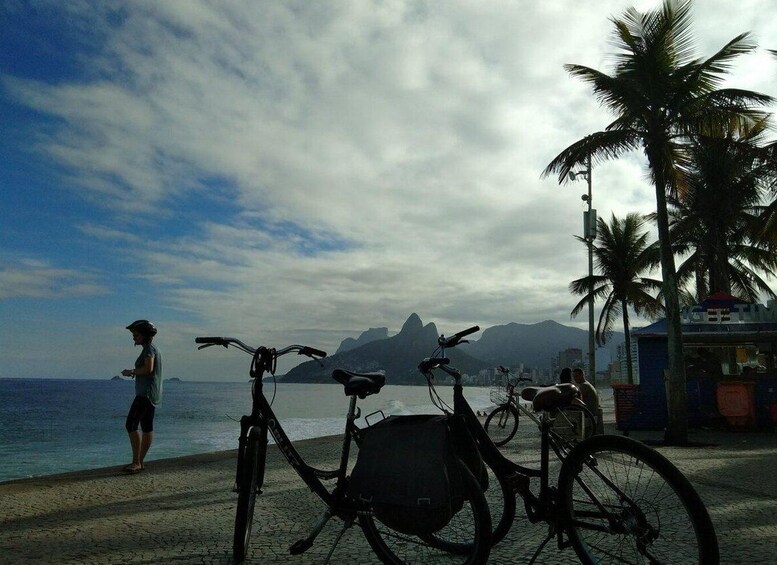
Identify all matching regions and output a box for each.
[557,348,583,373]
[616,339,640,383]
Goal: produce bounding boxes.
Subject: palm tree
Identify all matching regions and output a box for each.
[543,0,772,444]
[666,126,777,303]
[570,213,663,384]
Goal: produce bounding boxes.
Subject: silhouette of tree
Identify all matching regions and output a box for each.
[570,213,663,384]
[544,0,772,444]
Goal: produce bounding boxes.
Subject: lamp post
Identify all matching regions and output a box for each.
[569,154,596,386]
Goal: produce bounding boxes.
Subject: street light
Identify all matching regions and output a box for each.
[569,154,596,386]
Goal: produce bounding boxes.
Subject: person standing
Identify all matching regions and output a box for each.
[572,367,601,434]
[121,320,163,473]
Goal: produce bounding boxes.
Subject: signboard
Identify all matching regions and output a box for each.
[681,301,777,324]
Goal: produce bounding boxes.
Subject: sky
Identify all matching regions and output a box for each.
[2,0,777,381]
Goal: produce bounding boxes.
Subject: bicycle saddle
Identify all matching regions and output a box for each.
[521,383,580,411]
[332,369,386,399]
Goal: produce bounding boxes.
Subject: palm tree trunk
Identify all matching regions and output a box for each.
[650,156,689,445]
[710,239,732,295]
[621,299,634,385]
[695,268,707,304]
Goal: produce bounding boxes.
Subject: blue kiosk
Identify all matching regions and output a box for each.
[614,292,777,432]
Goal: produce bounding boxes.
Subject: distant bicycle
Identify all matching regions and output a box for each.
[419,325,719,564]
[484,366,595,469]
[195,336,490,564]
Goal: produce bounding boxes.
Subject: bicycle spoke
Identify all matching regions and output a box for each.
[559,436,717,565]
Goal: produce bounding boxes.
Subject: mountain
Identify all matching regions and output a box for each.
[466,320,622,370]
[282,315,624,384]
[282,313,490,385]
[336,327,389,354]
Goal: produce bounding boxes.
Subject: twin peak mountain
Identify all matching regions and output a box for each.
[282,313,621,385]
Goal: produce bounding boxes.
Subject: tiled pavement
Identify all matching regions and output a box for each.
[1,421,775,564]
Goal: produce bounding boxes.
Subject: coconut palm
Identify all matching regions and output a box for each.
[666,126,777,303]
[570,213,664,384]
[543,0,772,444]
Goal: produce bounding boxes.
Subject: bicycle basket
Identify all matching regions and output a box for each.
[490,384,508,405]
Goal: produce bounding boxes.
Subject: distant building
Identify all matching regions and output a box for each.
[608,360,621,382]
[557,348,583,373]
[616,338,640,384]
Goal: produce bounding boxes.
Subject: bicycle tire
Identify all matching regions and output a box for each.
[359,457,492,564]
[488,403,546,471]
[233,428,265,562]
[558,434,719,565]
[484,405,518,446]
[482,457,516,546]
[426,455,516,550]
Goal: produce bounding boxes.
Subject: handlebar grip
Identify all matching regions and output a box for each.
[454,325,480,339]
[440,325,480,347]
[195,337,226,345]
[418,357,450,372]
[300,346,327,359]
[194,337,229,349]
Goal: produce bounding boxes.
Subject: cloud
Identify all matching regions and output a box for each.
[2,0,776,378]
[0,258,110,299]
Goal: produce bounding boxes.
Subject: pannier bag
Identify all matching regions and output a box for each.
[348,414,485,535]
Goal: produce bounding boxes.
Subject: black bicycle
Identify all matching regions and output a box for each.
[195,336,491,564]
[418,325,720,564]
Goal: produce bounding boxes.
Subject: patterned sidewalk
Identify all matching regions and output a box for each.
[1,425,776,564]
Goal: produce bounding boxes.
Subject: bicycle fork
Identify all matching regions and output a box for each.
[234,415,268,494]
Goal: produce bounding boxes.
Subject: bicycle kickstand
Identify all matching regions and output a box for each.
[322,518,353,565]
[289,508,343,559]
[527,525,556,565]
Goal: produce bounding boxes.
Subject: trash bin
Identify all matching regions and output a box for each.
[612,384,666,431]
[716,381,756,430]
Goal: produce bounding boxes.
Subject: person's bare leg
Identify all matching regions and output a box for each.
[127,430,142,471]
[139,431,153,469]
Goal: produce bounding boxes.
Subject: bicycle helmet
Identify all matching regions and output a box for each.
[126,319,158,337]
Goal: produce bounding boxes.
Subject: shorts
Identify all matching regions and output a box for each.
[125,395,156,433]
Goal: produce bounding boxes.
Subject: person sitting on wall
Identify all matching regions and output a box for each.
[573,367,603,434]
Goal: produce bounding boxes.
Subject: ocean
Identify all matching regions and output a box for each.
[0,378,497,483]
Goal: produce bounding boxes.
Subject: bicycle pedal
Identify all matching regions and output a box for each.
[507,471,530,496]
[289,539,313,555]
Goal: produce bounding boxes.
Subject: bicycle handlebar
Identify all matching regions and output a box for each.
[194,336,327,360]
[438,325,480,348]
[298,346,327,359]
[418,357,450,373]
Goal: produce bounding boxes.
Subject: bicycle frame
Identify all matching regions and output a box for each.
[449,374,559,520]
[429,357,597,536]
[237,376,361,516]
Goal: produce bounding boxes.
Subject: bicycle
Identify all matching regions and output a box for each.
[484,366,594,469]
[418,325,720,564]
[195,336,491,564]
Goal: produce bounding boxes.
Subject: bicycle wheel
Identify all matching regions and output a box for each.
[482,458,516,546]
[558,435,719,565]
[423,454,515,551]
[492,404,544,471]
[484,405,518,446]
[360,457,492,564]
[233,428,265,562]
